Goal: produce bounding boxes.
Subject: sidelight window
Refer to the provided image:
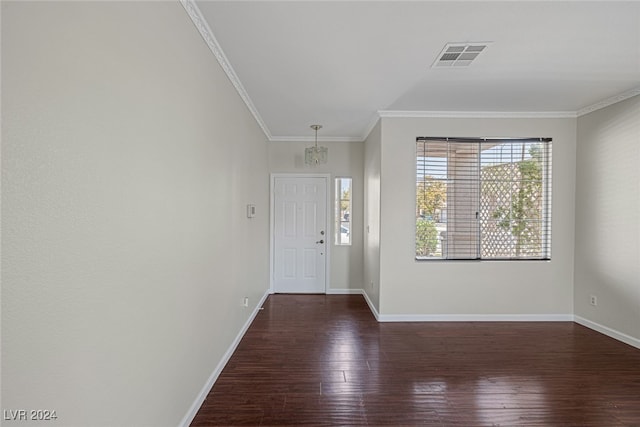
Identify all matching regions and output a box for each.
[335,177,352,245]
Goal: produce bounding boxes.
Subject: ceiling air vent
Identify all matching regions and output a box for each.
[432,43,490,68]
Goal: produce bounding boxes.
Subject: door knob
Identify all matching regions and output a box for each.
[316,239,324,244]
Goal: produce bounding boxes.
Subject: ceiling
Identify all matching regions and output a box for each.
[193,1,640,141]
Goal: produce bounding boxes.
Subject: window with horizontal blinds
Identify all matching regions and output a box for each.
[416,137,552,260]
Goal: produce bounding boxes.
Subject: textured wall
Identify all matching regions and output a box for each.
[363,121,382,312]
[1,2,269,426]
[575,95,640,342]
[377,117,576,317]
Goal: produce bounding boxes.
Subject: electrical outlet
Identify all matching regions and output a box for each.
[590,295,597,306]
[243,297,249,307]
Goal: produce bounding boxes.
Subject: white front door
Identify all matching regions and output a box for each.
[273,176,327,293]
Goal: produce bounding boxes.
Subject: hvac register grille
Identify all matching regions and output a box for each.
[432,43,490,67]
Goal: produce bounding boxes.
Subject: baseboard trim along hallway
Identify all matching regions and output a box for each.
[178,290,271,427]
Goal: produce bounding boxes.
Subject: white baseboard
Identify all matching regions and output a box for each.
[351,290,572,323]
[326,288,364,295]
[574,315,640,350]
[325,288,382,321]
[354,292,638,349]
[178,289,270,427]
[377,313,573,322]
[360,289,381,321]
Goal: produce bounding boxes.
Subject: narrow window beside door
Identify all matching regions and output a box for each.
[335,177,352,245]
[416,137,552,260]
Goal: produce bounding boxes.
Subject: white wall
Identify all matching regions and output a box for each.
[363,121,382,312]
[1,2,269,426]
[378,117,576,317]
[268,141,364,292]
[575,95,640,342]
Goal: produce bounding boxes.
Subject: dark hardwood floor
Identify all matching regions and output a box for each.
[190,294,640,426]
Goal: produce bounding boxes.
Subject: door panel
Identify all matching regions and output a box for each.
[273,177,327,293]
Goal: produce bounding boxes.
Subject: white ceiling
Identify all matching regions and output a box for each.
[193,1,640,141]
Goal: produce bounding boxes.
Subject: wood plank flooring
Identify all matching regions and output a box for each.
[190,294,640,426]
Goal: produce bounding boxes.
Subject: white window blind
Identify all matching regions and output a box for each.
[416,137,552,260]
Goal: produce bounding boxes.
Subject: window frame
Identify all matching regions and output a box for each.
[415,137,552,261]
[334,177,352,246]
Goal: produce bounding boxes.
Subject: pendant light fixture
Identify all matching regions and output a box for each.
[305,124,328,165]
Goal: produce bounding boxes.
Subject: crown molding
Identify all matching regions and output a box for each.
[378,110,577,119]
[360,114,382,142]
[180,0,272,140]
[179,1,638,142]
[270,136,363,143]
[577,86,640,117]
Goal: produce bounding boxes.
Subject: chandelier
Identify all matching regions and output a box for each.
[305,124,328,165]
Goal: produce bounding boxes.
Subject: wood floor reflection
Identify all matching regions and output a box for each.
[190,294,640,426]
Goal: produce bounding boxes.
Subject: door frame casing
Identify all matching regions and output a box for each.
[270,173,331,294]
